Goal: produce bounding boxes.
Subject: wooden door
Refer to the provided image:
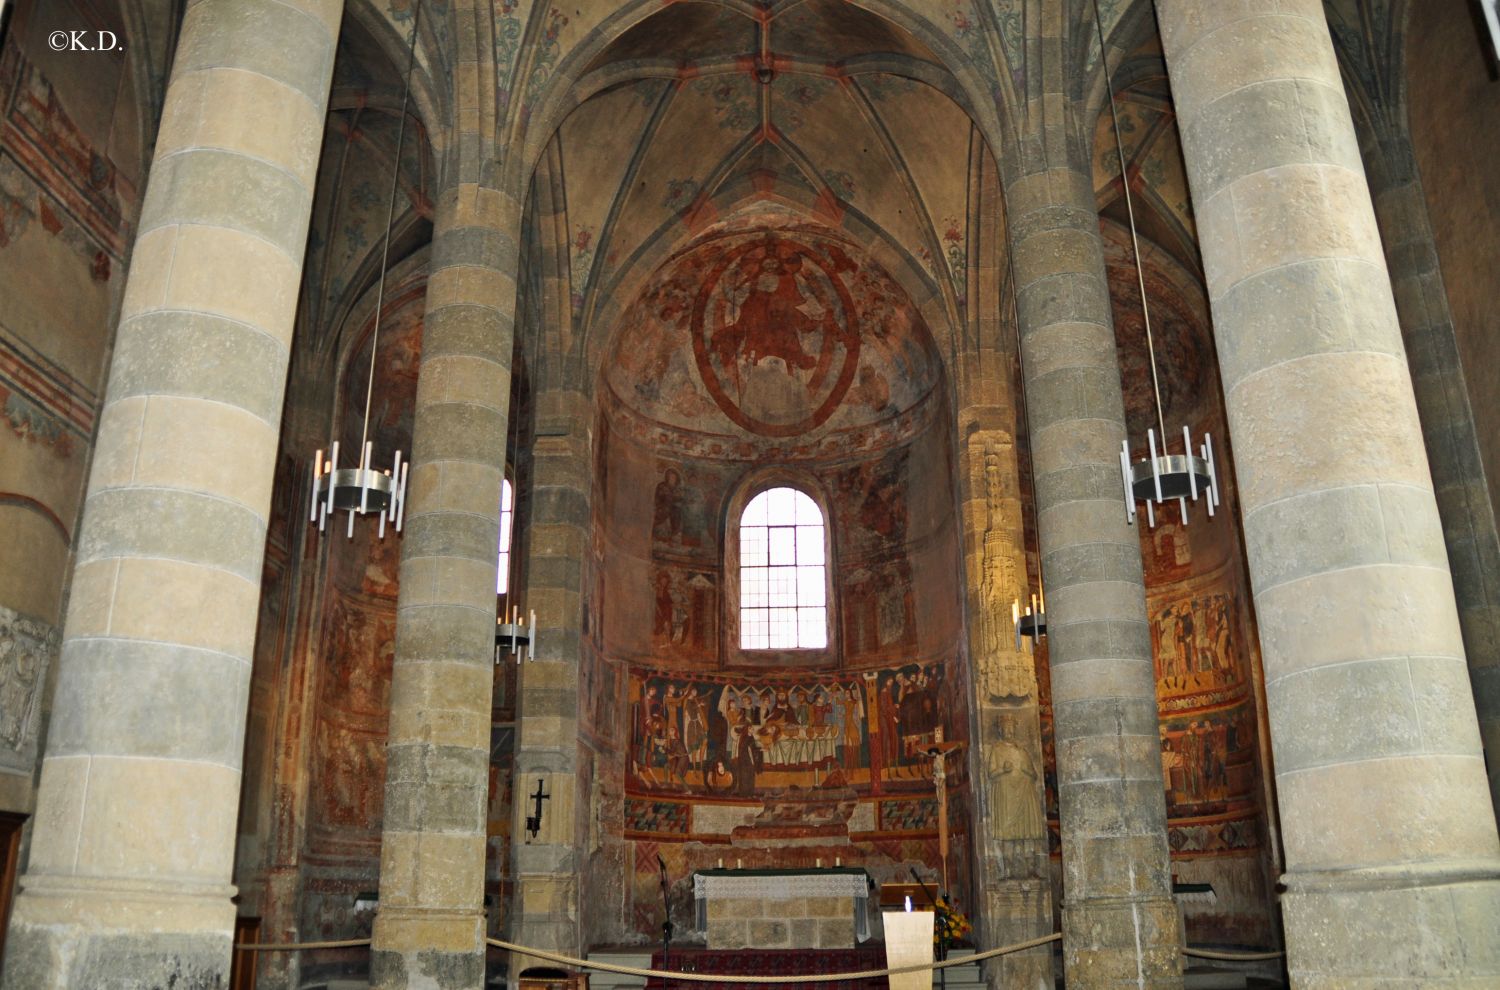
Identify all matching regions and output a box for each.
[0,811,28,971]
[230,915,260,990]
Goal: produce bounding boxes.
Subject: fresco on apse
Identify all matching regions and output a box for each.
[625,663,952,819]
[604,224,938,444]
[618,660,973,941]
[596,220,961,670]
[691,237,860,436]
[598,428,956,669]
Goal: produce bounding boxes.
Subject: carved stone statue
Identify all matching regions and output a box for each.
[0,605,57,763]
[986,715,1045,841]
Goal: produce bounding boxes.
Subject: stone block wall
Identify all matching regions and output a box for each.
[705,895,856,949]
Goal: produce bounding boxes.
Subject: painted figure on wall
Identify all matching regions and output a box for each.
[690,235,863,436]
[1153,593,1237,690]
[712,247,826,373]
[651,569,714,653]
[845,561,915,655]
[1159,706,1252,812]
[652,466,688,546]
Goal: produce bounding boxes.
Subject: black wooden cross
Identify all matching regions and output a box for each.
[524,777,550,840]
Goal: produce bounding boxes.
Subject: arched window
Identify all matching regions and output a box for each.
[739,486,827,649]
[497,478,514,594]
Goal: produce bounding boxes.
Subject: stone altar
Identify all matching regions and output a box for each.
[693,868,871,949]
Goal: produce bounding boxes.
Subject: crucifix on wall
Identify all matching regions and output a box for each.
[524,777,550,841]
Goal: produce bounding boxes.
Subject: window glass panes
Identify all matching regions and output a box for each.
[796,525,824,566]
[739,486,827,649]
[740,527,767,567]
[796,567,825,607]
[798,608,828,649]
[768,527,796,565]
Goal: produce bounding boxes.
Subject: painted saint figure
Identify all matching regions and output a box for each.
[713,247,827,375]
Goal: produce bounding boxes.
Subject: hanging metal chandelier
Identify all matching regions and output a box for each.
[496,605,535,664]
[1091,0,1219,529]
[495,273,539,665]
[1012,590,1045,653]
[309,2,423,539]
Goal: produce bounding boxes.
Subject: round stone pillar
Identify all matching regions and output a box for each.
[1363,129,1500,820]
[370,182,520,990]
[1156,2,1500,985]
[1005,165,1182,989]
[0,2,342,987]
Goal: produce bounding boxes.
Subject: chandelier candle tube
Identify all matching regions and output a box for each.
[1185,427,1198,501]
[326,441,340,520]
[309,449,324,524]
[357,441,368,513]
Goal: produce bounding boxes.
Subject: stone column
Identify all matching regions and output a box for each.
[370,183,519,990]
[1005,165,1181,988]
[0,2,341,987]
[1156,2,1500,985]
[508,389,589,955]
[1363,128,1500,818]
[955,149,1053,990]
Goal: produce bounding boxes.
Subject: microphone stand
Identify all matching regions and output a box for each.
[658,854,674,989]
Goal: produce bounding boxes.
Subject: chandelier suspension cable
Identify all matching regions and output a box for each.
[1090,0,1219,529]
[358,0,423,466]
[1003,221,1045,649]
[496,279,541,663]
[308,3,423,537]
[1091,0,1165,444]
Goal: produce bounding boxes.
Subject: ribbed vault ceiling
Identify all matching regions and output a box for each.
[550,0,983,347]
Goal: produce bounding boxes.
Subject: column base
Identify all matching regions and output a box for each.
[1062,894,1183,989]
[1281,864,1500,988]
[370,906,485,990]
[1,873,236,990]
[981,876,1054,990]
[510,870,579,956]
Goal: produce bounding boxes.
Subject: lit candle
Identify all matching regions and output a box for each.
[904,895,912,912]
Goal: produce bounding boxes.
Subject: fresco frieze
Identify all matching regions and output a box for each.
[626,663,951,805]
